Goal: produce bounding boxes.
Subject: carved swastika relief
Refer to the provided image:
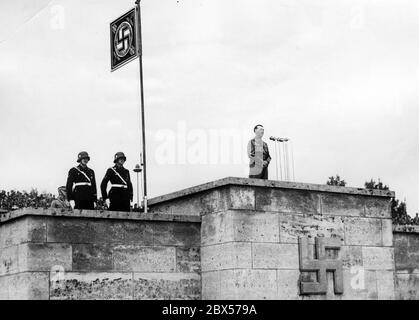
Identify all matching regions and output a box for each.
[298,237,343,295]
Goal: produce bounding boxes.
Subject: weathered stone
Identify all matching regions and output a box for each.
[362,247,394,270]
[256,188,320,214]
[344,217,382,246]
[227,186,255,210]
[276,270,301,299]
[47,218,124,244]
[119,221,154,245]
[3,272,50,300]
[0,245,20,276]
[201,211,234,246]
[252,243,298,269]
[320,193,364,217]
[201,242,251,272]
[233,210,279,243]
[381,219,393,247]
[202,271,220,299]
[0,217,46,248]
[25,243,72,272]
[176,247,200,273]
[376,270,395,299]
[394,232,419,273]
[113,245,176,272]
[340,246,363,269]
[219,269,277,299]
[133,272,200,300]
[153,222,200,247]
[72,244,113,271]
[50,272,133,300]
[395,272,419,300]
[279,213,344,244]
[364,197,391,218]
[341,269,378,300]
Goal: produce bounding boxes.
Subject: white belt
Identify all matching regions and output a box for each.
[111,184,128,189]
[73,182,91,191]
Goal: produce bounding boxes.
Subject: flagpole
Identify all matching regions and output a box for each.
[135,0,147,213]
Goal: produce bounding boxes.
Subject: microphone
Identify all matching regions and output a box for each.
[269,136,276,141]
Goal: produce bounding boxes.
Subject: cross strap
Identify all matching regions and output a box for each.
[111,167,128,185]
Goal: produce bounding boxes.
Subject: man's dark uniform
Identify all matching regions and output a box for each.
[66,152,97,210]
[100,153,133,212]
[248,138,271,179]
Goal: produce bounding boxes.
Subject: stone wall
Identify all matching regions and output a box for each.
[150,177,396,300]
[2,177,416,300]
[393,225,419,300]
[0,209,201,299]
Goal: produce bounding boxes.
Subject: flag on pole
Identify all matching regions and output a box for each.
[110,8,138,72]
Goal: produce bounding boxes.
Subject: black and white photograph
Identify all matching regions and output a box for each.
[0,0,418,305]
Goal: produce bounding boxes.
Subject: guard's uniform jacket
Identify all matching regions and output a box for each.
[100,165,133,212]
[247,138,271,179]
[66,165,97,209]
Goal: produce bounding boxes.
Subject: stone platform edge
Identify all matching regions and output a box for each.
[148,176,395,206]
[393,224,419,234]
[0,208,201,224]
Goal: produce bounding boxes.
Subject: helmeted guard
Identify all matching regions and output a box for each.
[66,151,97,210]
[100,152,133,212]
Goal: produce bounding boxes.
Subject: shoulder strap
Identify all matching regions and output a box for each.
[74,167,91,183]
[111,168,127,185]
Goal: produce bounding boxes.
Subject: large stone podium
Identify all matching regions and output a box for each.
[0,177,413,299]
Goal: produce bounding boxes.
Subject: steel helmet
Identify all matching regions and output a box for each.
[77,151,90,163]
[114,152,127,163]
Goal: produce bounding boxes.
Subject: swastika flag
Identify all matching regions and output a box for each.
[110,8,138,72]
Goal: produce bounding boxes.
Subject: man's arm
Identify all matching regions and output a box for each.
[65,169,74,201]
[127,171,133,202]
[100,169,111,200]
[91,170,97,203]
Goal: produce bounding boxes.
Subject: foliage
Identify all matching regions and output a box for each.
[326,174,346,187]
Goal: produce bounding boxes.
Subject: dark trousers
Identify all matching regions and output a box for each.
[109,188,131,212]
[249,166,268,179]
[74,200,95,210]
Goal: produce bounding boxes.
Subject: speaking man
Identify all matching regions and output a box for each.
[247,124,271,179]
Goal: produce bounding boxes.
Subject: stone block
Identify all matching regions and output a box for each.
[119,221,154,245]
[340,246,363,269]
[227,186,255,210]
[394,272,419,300]
[25,243,72,272]
[233,210,279,243]
[219,269,277,299]
[362,247,394,270]
[201,242,251,272]
[364,197,391,218]
[113,245,176,272]
[344,217,382,246]
[176,247,200,273]
[376,270,395,299]
[321,193,365,217]
[202,271,220,299]
[0,217,46,248]
[252,243,299,269]
[133,272,200,300]
[279,213,344,244]
[394,233,419,273]
[201,211,234,246]
[47,218,125,244]
[1,272,50,300]
[341,269,378,300]
[381,219,393,247]
[153,222,200,247]
[276,270,301,299]
[72,244,113,271]
[255,188,320,214]
[50,272,133,300]
[0,245,20,276]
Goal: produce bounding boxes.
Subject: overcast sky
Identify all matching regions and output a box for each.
[1,0,418,214]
